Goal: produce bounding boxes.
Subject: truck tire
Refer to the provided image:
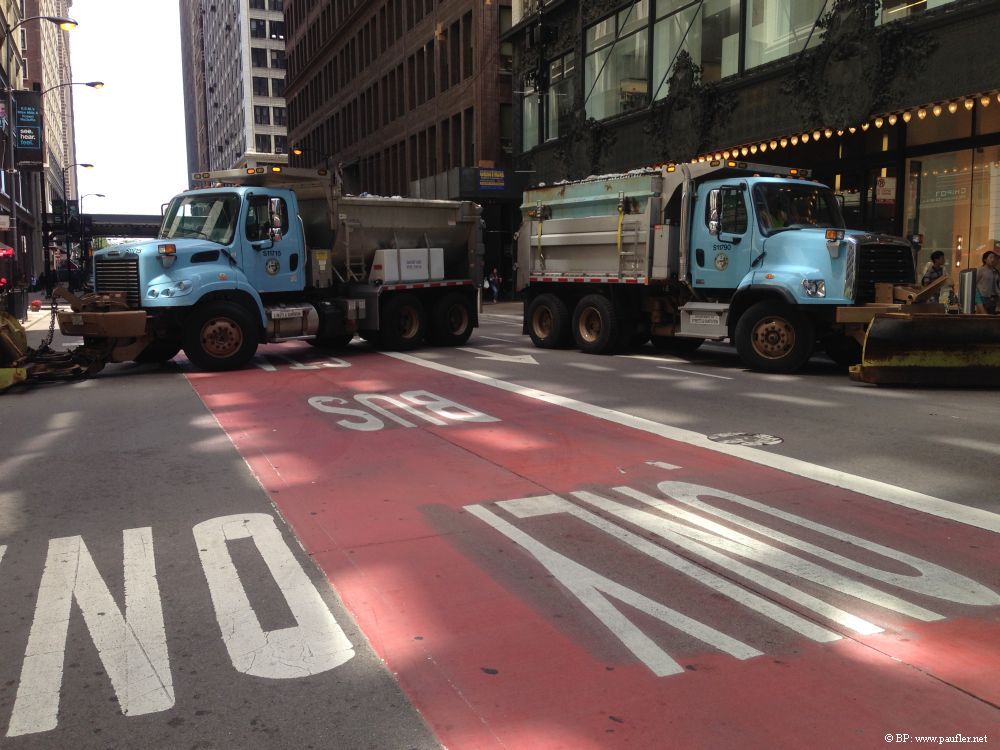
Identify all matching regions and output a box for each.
[651,335,704,354]
[429,292,474,346]
[134,338,182,364]
[378,293,426,350]
[734,301,815,373]
[182,301,260,371]
[526,294,571,348]
[573,294,618,354]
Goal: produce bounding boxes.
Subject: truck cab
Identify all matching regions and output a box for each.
[517,161,914,372]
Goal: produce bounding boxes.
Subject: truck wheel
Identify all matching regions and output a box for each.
[735,301,815,373]
[429,292,474,346]
[526,294,571,348]
[573,294,618,354]
[182,301,260,371]
[134,338,182,364]
[379,293,426,350]
[651,336,704,354]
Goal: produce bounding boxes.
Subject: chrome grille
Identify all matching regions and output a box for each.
[94,256,141,307]
[854,240,915,304]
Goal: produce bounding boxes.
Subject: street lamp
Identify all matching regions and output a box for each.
[61,162,92,288]
[41,80,103,96]
[2,14,78,289]
[79,192,105,214]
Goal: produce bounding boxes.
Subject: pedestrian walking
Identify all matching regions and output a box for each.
[974,250,998,314]
[488,267,501,303]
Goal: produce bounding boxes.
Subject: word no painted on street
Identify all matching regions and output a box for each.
[308,389,499,431]
[467,479,999,678]
[1,513,353,738]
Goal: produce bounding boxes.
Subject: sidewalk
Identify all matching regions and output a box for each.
[482,300,522,318]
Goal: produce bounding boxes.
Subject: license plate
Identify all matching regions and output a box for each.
[689,313,720,326]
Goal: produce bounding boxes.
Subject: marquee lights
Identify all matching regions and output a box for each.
[687,90,998,163]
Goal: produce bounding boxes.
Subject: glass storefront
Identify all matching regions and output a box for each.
[904,107,1000,297]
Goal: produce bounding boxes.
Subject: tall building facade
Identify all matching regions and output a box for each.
[505,0,1000,287]
[180,0,289,182]
[0,0,77,284]
[283,0,517,281]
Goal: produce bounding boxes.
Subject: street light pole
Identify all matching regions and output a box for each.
[61,161,92,289]
[2,14,78,291]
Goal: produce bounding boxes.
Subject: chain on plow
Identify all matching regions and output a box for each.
[1,291,113,389]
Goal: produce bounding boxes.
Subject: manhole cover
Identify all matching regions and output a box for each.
[708,432,783,447]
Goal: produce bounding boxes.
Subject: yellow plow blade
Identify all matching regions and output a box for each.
[850,313,1000,386]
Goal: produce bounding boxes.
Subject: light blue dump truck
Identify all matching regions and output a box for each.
[516,161,916,373]
[58,168,483,371]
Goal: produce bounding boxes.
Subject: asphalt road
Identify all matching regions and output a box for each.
[1,302,997,748]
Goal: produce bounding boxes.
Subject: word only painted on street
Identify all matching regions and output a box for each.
[466,477,999,678]
[308,389,498,431]
[0,514,354,738]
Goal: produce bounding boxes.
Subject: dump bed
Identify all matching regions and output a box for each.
[516,171,680,291]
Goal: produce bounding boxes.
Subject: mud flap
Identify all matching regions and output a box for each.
[849,313,1000,386]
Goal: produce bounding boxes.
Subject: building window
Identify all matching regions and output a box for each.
[272,77,285,97]
[270,50,286,69]
[253,76,270,96]
[249,0,265,8]
[744,0,824,69]
[546,52,575,141]
[254,105,271,125]
[255,134,272,153]
[273,106,287,126]
[584,1,649,121]
[522,86,540,150]
[250,19,267,39]
[251,47,267,68]
[653,0,739,100]
[270,20,285,40]
[274,135,287,154]
[269,0,283,10]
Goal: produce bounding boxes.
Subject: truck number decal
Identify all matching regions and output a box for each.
[307,390,499,431]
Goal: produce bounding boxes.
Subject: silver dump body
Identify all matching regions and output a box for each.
[515,170,682,292]
[285,178,483,289]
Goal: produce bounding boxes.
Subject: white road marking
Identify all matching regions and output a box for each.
[504,493,843,642]
[646,461,681,470]
[657,365,733,380]
[933,435,1000,457]
[457,347,538,364]
[477,335,518,343]
[466,501,762,677]
[384,352,1000,533]
[7,529,173,737]
[193,513,355,679]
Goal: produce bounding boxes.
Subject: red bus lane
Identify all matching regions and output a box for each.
[188,345,1000,749]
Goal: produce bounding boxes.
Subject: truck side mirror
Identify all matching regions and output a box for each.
[708,189,721,236]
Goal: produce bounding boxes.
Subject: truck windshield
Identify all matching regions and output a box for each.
[752,183,845,235]
[160,194,241,245]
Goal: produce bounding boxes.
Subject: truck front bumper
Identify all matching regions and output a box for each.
[58,310,149,338]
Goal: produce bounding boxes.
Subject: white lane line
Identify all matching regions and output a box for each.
[567,362,615,372]
[383,352,1000,533]
[657,365,733,380]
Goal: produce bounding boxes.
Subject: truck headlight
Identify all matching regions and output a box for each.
[802,279,826,297]
[148,279,195,298]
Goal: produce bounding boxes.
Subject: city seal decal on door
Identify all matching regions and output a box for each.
[265,258,280,275]
[714,252,729,271]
